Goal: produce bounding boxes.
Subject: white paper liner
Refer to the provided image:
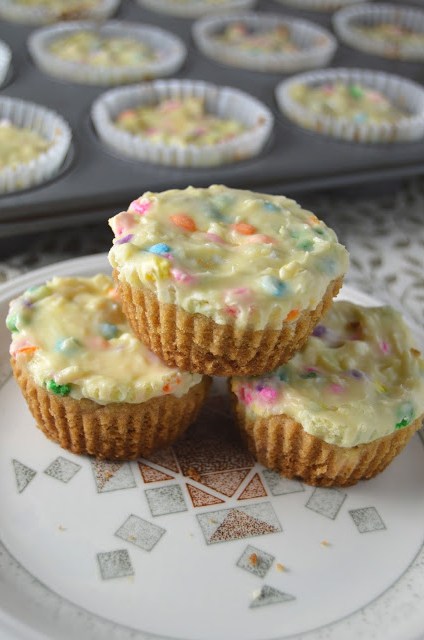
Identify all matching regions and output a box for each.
[135,0,255,18]
[91,79,274,167]
[0,97,72,194]
[0,40,11,87]
[28,21,187,86]
[334,3,424,61]
[276,68,424,143]
[275,0,364,12]
[0,0,120,25]
[193,12,336,72]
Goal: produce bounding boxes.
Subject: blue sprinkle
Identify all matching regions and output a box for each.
[319,258,337,276]
[349,369,363,379]
[260,275,288,297]
[99,323,118,340]
[55,337,81,355]
[148,243,172,255]
[277,367,289,382]
[312,325,327,338]
[354,112,367,124]
[263,201,280,213]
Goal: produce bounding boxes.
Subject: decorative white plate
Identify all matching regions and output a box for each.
[0,254,424,640]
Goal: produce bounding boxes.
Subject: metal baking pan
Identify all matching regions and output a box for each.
[0,0,423,238]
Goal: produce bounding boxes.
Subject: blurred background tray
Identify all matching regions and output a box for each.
[0,0,423,238]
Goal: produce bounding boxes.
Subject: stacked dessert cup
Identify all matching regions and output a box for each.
[7,185,424,486]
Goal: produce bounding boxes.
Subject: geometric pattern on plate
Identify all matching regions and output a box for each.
[12,459,36,493]
[262,470,305,496]
[97,549,134,580]
[238,473,267,500]
[250,585,295,608]
[91,460,136,493]
[145,484,188,517]
[306,488,347,520]
[115,514,166,551]
[143,448,180,474]
[199,469,250,497]
[173,435,254,476]
[349,507,387,533]
[44,456,81,483]
[236,544,274,578]
[186,483,225,508]
[138,462,174,484]
[197,503,282,545]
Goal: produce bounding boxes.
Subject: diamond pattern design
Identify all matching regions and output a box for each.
[145,484,187,517]
[115,514,166,551]
[237,545,274,578]
[91,460,136,493]
[306,488,347,520]
[262,470,304,496]
[349,507,386,533]
[12,459,36,493]
[44,457,81,483]
[97,549,134,580]
[250,586,295,609]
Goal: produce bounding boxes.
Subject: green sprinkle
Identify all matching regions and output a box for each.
[314,227,325,236]
[300,371,318,379]
[395,418,409,430]
[348,84,364,100]
[46,379,71,396]
[297,239,314,252]
[277,367,289,382]
[6,314,18,332]
[395,401,415,429]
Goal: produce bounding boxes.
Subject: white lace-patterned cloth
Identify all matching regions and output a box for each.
[1,177,423,331]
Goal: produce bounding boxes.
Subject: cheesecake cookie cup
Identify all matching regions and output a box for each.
[0,0,120,24]
[192,12,336,73]
[108,185,349,376]
[91,80,273,167]
[135,0,255,19]
[230,301,424,487]
[275,0,364,12]
[276,67,424,143]
[7,274,209,460]
[334,3,424,62]
[0,96,71,195]
[29,20,186,86]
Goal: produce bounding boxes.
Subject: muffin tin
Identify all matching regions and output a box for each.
[0,0,423,238]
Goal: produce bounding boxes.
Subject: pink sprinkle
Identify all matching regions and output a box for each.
[380,341,390,355]
[240,387,253,405]
[259,387,278,403]
[130,198,151,216]
[232,287,249,296]
[243,234,275,244]
[171,268,195,284]
[10,338,32,357]
[205,232,226,244]
[322,84,334,95]
[114,212,135,236]
[86,336,109,351]
[329,383,344,394]
[368,90,384,104]
[225,305,239,318]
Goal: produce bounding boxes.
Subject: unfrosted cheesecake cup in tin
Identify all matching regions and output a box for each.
[0,97,72,195]
[135,0,255,18]
[193,12,336,72]
[0,0,120,24]
[334,3,424,62]
[28,20,187,86]
[275,0,364,12]
[91,79,274,167]
[276,67,424,143]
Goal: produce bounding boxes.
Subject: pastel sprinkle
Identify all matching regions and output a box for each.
[244,234,275,245]
[99,323,118,340]
[15,345,38,355]
[233,222,257,235]
[148,243,172,255]
[225,305,239,318]
[55,337,81,355]
[348,84,364,99]
[170,214,197,232]
[259,387,278,402]
[116,234,133,245]
[114,212,135,236]
[263,201,280,212]
[171,268,195,284]
[297,239,314,252]
[380,341,390,355]
[286,308,299,322]
[395,402,415,429]
[260,275,288,297]
[87,336,110,350]
[349,369,363,379]
[46,379,71,396]
[205,232,225,244]
[329,383,344,394]
[130,198,151,215]
[312,325,327,338]
[6,314,18,332]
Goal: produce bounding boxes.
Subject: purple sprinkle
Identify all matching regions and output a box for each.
[256,384,265,391]
[22,299,33,309]
[312,325,327,338]
[349,369,363,379]
[116,234,134,245]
